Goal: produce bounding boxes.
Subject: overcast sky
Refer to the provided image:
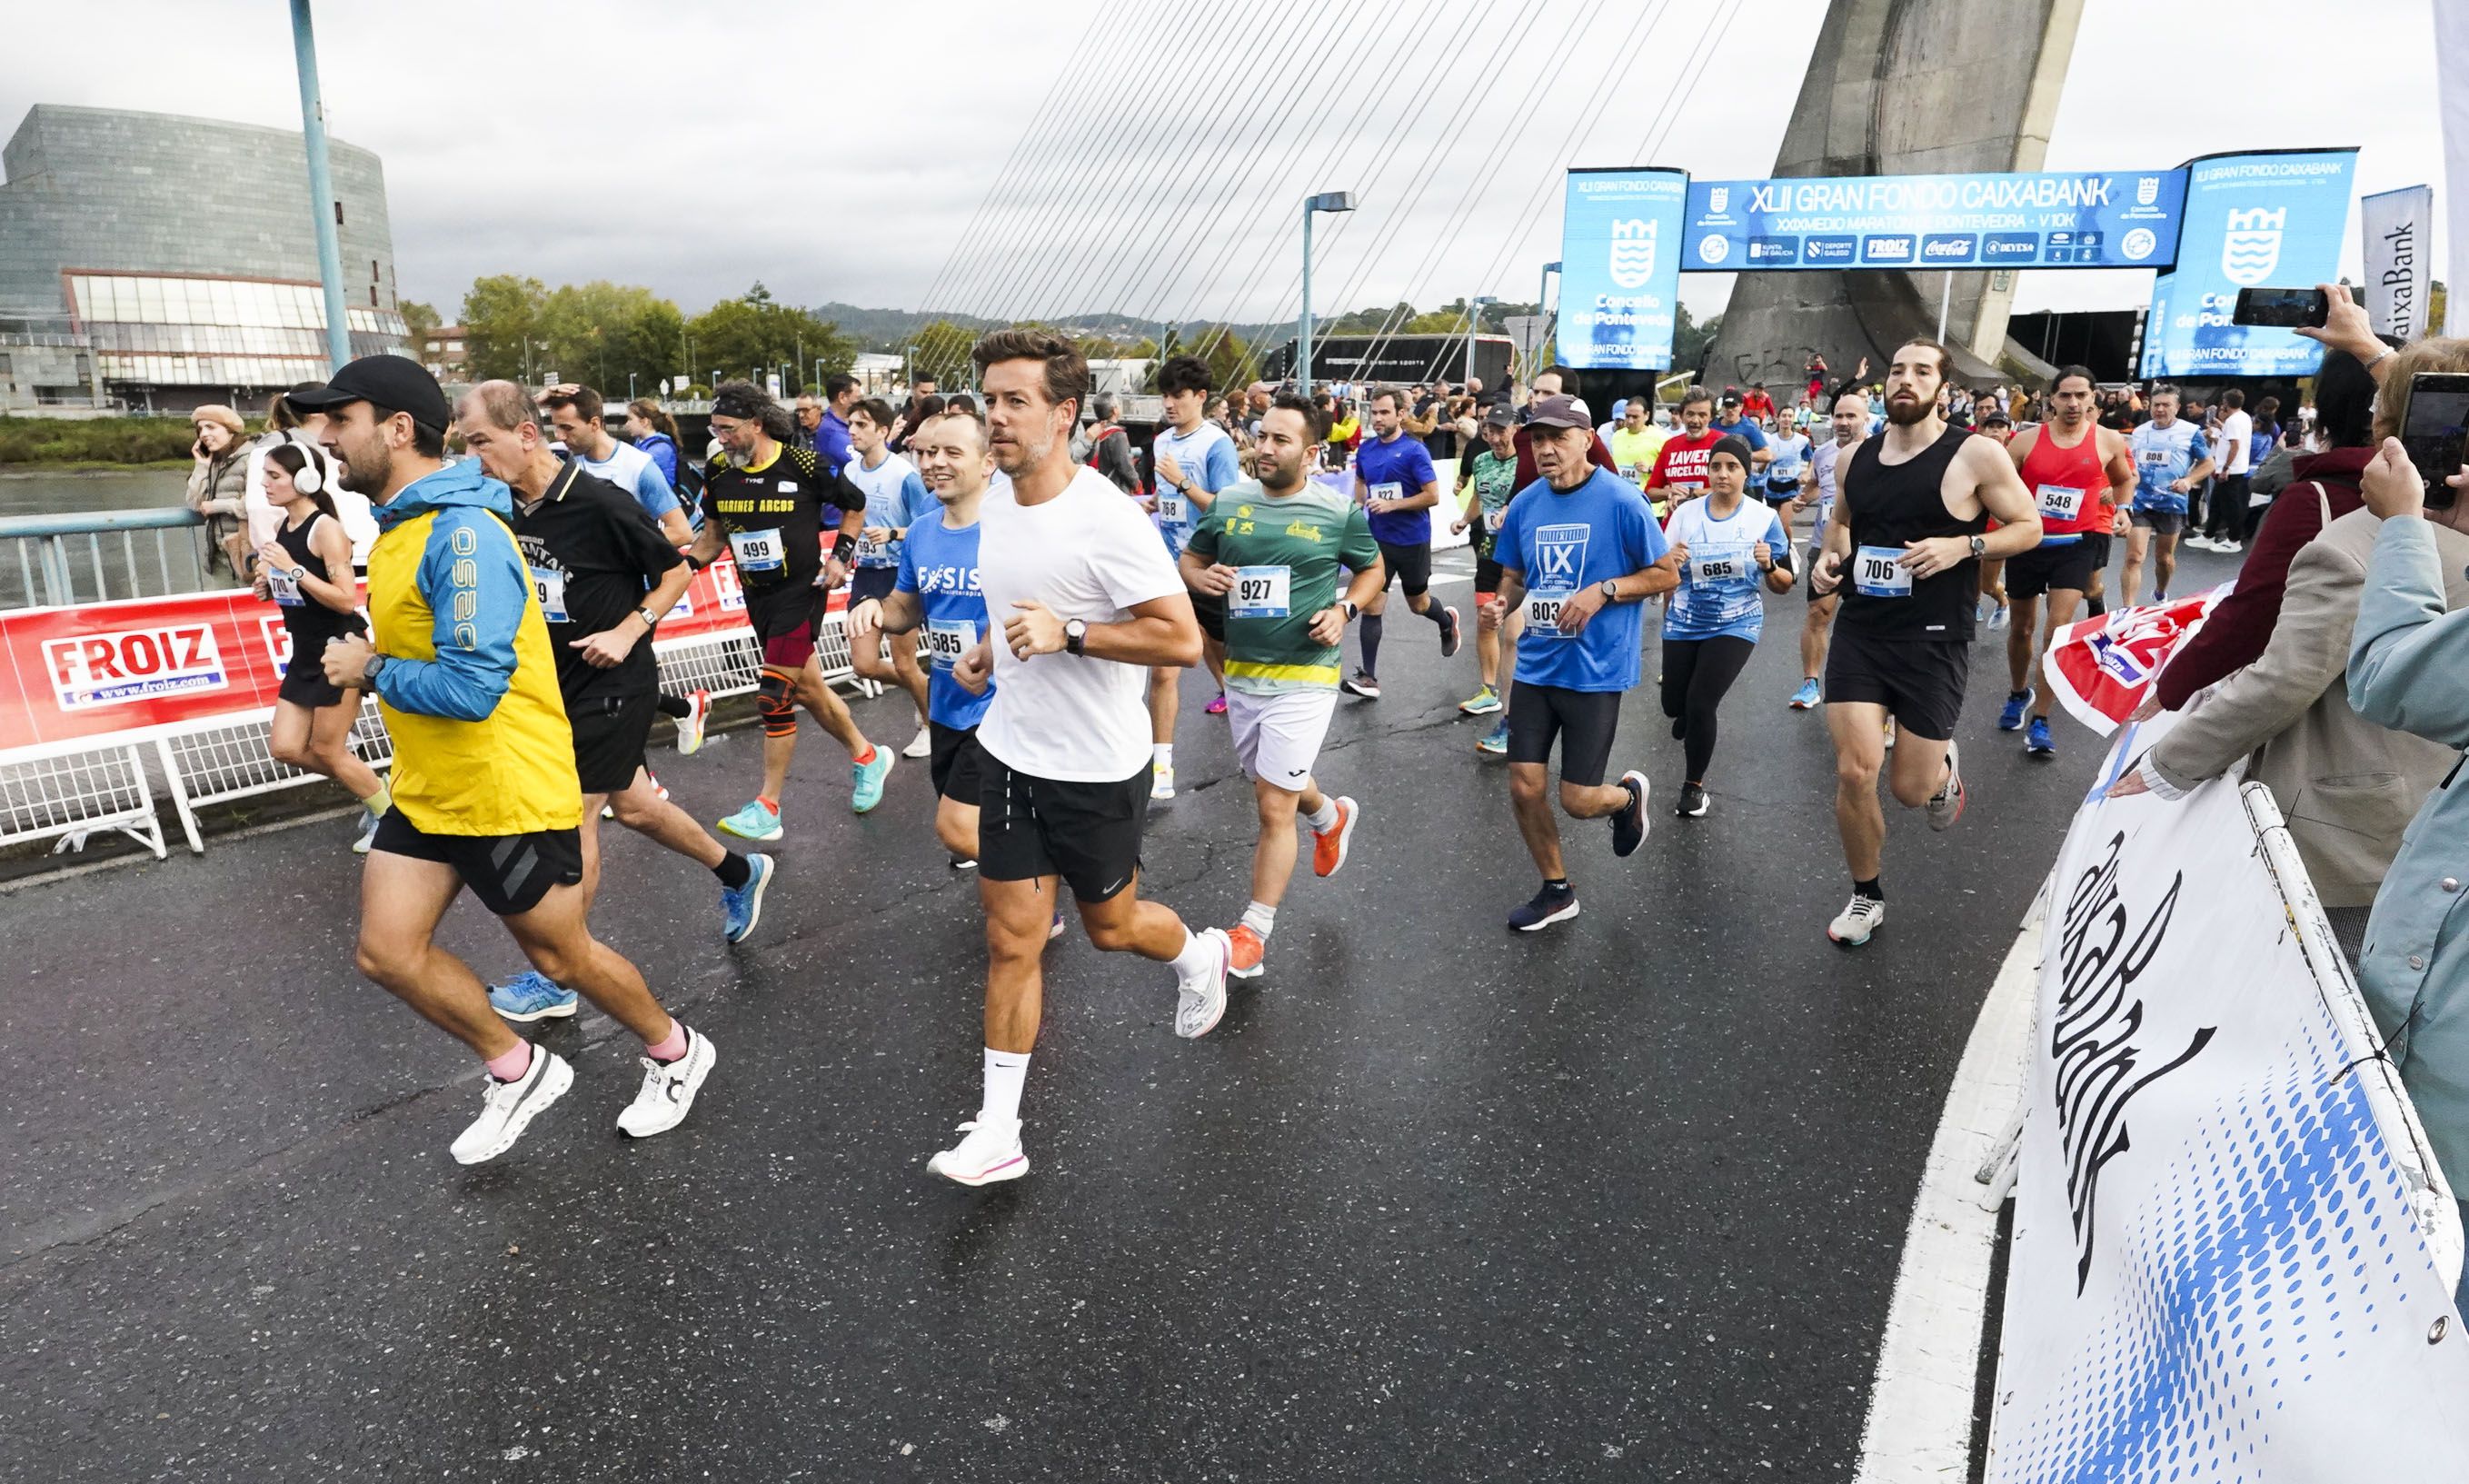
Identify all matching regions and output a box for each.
[0,0,2446,329]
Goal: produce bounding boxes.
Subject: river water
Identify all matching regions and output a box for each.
[0,465,231,607]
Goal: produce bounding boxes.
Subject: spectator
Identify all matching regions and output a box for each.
[184,403,253,577]
[1082,393,1141,494]
[1804,354,1827,403]
[1740,382,1776,423]
[791,393,824,453]
[815,373,858,472]
[626,396,684,487]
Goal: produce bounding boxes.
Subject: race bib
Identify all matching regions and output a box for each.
[1526,587,1576,636]
[856,532,887,563]
[728,526,784,573]
[925,617,976,666]
[2036,483,2087,522]
[1155,490,1189,526]
[1370,481,1403,507]
[1690,543,1753,585]
[1229,565,1291,620]
[1624,463,1651,487]
[1853,545,1914,599]
[267,567,304,607]
[1484,506,1507,533]
[530,564,569,622]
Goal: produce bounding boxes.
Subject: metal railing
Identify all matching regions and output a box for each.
[0,507,224,610]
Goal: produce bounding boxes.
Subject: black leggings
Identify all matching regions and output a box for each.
[1659,635,1757,784]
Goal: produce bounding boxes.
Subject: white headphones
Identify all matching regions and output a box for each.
[284,433,323,495]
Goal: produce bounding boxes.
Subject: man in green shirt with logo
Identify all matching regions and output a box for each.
[1181,394,1385,981]
[1452,405,1524,745]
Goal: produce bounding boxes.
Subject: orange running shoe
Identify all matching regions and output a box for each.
[1311,796,1359,878]
[1225,923,1267,980]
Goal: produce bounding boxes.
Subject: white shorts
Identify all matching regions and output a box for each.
[1226,687,1337,789]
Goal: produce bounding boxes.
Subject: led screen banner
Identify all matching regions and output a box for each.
[1681,171,2186,272]
[1556,166,1688,370]
[2138,147,2358,379]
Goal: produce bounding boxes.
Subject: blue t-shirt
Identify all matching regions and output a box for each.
[893,513,992,732]
[816,411,852,476]
[845,453,934,568]
[1711,415,1769,456]
[1152,421,1240,557]
[1494,469,1668,692]
[2129,420,2212,513]
[1663,495,1787,643]
[1356,431,1440,546]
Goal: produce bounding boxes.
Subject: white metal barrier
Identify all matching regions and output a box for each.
[0,735,168,860]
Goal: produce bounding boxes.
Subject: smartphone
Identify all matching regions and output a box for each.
[2397,372,2469,512]
[2231,286,2330,329]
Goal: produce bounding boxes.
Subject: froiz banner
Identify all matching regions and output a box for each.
[1987,732,2469,1481]
[2139,147,2358,379]
[1556,166,1687,371]
[2361,184,2434,341]
[1681,170,2185,272]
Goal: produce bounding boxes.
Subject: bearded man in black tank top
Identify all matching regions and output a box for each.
[1807,341,2043,948]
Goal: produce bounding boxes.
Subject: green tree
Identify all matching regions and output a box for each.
[459,274,548,382]
[399,299,442,340]
[538,281,684,399]
[909,316,984,388]
[684,283,856,393]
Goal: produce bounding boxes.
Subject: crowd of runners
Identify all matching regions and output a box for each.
[273,323,2271,1182]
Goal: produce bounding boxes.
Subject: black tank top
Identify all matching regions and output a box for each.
[1837,423,1986,641]
[269,511,366,653]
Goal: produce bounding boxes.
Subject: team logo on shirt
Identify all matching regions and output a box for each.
[2220,207,2285,286]
[1609,219,1658,289]
[1533,523,1591,583]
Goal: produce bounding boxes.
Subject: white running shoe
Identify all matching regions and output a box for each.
[1174,927,1232,1040]
[450,1048,573,1165]
[615,1026,716,1140]
[1150,762,1176,801]
[902,725,932,761]
[1926,741,1967,832]
[675,690,710,755]
[1827,894,1887,947]
[927,1117,1029,1186]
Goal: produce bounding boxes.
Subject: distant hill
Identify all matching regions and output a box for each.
[810,301,1291,352]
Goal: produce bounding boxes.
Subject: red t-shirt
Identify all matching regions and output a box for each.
[1741,391,1776,423]
[1646,429,1726,496]
[1511,423,1618,490]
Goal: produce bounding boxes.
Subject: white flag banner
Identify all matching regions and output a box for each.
[2360,186,2433,342]
[2442,4,2469,336]
[1988,723,2469,1481]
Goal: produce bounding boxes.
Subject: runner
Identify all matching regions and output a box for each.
[1973,407,2015,630]
[1342,386,1462,698]
[1606,396,1668,498]
[2121,385,2215,605]
[1996,366,2135,758]
[1789,392,1870,710]
[249,441,389,853]
[1709,392,1774,484]
[691,381,892,842]
[452,381,776,1022]
[1148,354,1241,798]
[926,329,1230,1188]
[295,356,712,1164]
[1177,393,1379,979]
[840,397,938,762]
[1643,387,1726,513]
[1807,341,2040,947]
[1759,413,1812,544]
[541,384,692,545]
[1450,405,1525,750]
[1486,394,1673,931]
[1661,436,1794,817]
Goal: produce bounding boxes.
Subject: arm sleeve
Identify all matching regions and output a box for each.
[2347,517,2469,747]
[2149,539,2364,790]
[1203,438,1240,493]
[373,509,524,722]
[1407,443,1438,488]
[2187,431,2213,464]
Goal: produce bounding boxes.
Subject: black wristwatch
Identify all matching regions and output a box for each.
[1968,535,1987,559]
[1064,618,1088,656]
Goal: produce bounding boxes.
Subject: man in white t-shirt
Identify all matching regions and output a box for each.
[541,385,692,545]
[2191,388,2255,553]
[927,329,1233,1189]
[1147,354,1242,799]
[1788,392,1869,711]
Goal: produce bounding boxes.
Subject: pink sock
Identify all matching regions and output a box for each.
[484,1041,533,1082]
[644,1021,689,1063]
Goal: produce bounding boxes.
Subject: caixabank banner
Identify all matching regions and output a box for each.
[2139,148,2359,379]
[1556,166,1688,371]
[1681,170,2186,272]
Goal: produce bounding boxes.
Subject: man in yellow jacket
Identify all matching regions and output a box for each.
[303,356,713,1166]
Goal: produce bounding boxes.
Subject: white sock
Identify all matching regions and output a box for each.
[1153,743,1174,769]
[981,1047,1030,1126]
[1301,796,1338,832]
[1240,901,1277,939]
[1169,927,1218,981]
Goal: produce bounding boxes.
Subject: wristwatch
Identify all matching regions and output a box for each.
[1968,535,1987,559]
[287,566,309,583]
[1064,618,1088,656]
[1601,579,1621,603]
[361,653,388,686]
[633,604,661,628]
[1341,600,1359,621]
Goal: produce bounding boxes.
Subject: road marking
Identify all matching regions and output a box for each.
[1852,910,2041,1482]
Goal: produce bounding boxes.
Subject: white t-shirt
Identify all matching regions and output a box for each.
[1808,437,1857,533]
[2217,410,2253,474]
[975,465,1188,782]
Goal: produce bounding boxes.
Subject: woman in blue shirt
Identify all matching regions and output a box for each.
[1660,436,1794,818]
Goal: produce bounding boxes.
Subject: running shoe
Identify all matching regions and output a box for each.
[1926,741,1967,832]
[1997,688,2035,731]
[1788,678,1822,711]
[951,854,978,871]
[1676,782,1710,818]
[1475,721,1509,756]
[1459,684,1502,716]
[615,1026,715,1140]
[1150,762,1176,801]
[1205,692,1228,716]
[1827,894,1887,948]
[1436,604,1463,658]
[2184,534,2219,553]
[1884,717,1897,750]
[721,852,775,944]
[718,798,782,842]
[2025,716,2056,759]
[851,746,894,813]
[902,725,932,761]
[1173,927,1232,1040]
[352,810,382,855]
[1508,881,1580,932]
[1226,923,1267,981]
[1987,603,2010,631]
[1312,796,1359,877]
[1341,672,1382,699]
[489,970,578,1023]
[1610,771,1650,858]
[2215,539,2244,554]
[674,689,710,755]
[1050,910,1066,941]
[450,1047,573,1166]
[928,1117,1028,1187]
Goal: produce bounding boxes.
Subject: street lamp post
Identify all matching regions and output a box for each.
[1465,294,1498,393]
[1297,190,1356,395]
[286,0,352,373]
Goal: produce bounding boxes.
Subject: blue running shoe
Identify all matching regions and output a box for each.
[1788,678,1822,711]
[717,798,782,841]
[1996,688,2035,731]
[851,746,894,813]
[490,970,578,1023]
[2025,716,2056,758]
[722,852,775,943]
[1475,721,1509,756]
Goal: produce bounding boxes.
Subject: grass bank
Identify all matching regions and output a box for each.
[0,416,255,466]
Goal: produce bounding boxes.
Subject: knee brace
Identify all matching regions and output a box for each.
[757,669,798,737]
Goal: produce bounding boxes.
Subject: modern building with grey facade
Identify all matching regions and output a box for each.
[0,104,409,414]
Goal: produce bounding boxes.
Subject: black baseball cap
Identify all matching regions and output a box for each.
[285,354,453,433]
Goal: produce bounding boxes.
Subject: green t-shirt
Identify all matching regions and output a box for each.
[1465,449,1518,555]
[1188,478,1379,693]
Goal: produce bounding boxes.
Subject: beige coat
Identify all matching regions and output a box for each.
[2150,505,2469,906]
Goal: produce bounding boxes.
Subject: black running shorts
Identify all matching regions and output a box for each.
[1375,539,1431,598]
[2003,540,2099,601]
[1505,682,1623,787]
[2130,508,2186,535]
[568,692,656,795]
[1191,586,1227,643]
[930,722,986,803]
[277,662,352,711]
[1823,628,1971,743]
[977,752,1148,902]
[370,812,583,918]
[849,565,899,605]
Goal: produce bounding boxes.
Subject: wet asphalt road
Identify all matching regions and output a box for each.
[1,538,2245,1480]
